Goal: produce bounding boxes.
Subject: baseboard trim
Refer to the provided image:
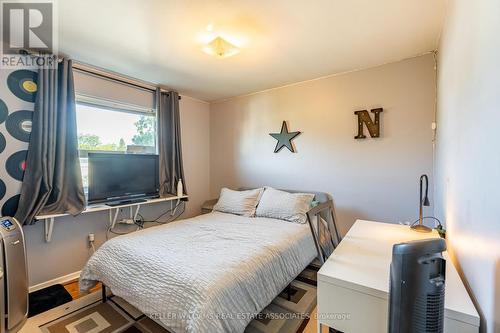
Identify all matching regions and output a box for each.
[29,271,81,293]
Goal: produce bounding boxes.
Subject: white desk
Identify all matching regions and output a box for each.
[36,195,187,243]
[317,220,479,333]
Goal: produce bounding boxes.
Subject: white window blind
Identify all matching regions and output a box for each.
[73,69,156,114]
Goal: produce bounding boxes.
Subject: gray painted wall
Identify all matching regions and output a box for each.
[209,54,436,236]
[435,1,500,332]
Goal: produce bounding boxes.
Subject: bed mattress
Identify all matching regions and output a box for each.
[80,211,317,333]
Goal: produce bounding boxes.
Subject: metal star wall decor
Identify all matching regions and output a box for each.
[269,121,301,153]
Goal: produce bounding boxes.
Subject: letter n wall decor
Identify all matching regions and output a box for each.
[354,108,383,139]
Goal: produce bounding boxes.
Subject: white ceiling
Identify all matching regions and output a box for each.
[59,0,447,101]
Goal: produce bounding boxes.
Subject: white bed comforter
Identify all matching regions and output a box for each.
[80,212,317,333]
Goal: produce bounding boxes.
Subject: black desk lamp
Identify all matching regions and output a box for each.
[411,174,432,233]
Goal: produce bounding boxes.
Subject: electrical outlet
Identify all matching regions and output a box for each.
[88,233,96,253]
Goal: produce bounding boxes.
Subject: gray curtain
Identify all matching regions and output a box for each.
[15,58,86,225]
[157,89,186,197]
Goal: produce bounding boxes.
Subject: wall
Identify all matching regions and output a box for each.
[210,54,436,235]
[0,68,210,286]
[435,1,500,332]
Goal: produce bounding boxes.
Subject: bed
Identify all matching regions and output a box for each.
[80,191,330,333]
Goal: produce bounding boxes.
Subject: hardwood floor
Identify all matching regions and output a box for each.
[302,306,330,333]
[63,280,101,300]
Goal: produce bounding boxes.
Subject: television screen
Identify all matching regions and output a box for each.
[88,153,159,204]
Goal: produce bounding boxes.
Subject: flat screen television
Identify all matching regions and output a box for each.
[88,153,159,205]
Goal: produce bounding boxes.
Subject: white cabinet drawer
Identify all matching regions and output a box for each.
[317,280,388,333]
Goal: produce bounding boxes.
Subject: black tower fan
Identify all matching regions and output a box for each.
[388,238,446,333]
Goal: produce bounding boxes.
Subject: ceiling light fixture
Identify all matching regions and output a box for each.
[203,36,240,58]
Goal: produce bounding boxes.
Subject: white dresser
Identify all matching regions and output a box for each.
[317,220,479,333]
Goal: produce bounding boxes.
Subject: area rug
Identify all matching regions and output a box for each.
[40,302,133,333]
[39,267,317,333]
[245,277,317,333]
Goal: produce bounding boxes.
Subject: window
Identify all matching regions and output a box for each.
[72,66,158,192]
[76,103,157,189]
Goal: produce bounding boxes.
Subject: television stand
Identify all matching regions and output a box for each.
[106,198,147,207]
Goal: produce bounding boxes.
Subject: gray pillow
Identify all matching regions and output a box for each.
[255,188,314,224]
[213,187,264,217]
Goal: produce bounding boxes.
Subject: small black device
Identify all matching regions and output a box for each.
[388,238,446,333]
[88,153,159,205]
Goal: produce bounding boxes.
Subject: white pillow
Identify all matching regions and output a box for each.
[213,187,264,217]
[255,188,315,224]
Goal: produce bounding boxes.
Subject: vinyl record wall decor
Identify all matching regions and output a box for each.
[0,69,37,217]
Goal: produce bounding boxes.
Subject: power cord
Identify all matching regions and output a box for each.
[143,200,184,223]
[410,216,443,228]
[410,216,446,238]
[106,217,142,240]
[155,203,185,224]
[105,201,186,240]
